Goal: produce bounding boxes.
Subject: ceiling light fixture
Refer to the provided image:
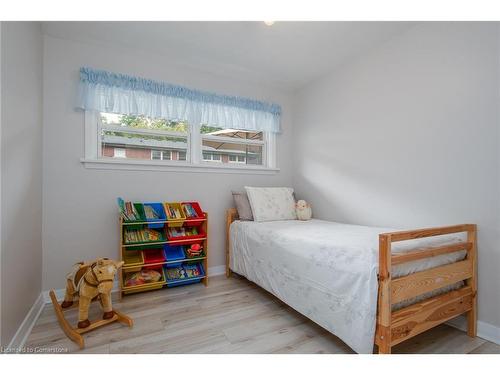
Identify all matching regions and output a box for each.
[264,21,275,26]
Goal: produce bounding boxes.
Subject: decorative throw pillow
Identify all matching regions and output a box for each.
[232,191,254,221]
[244,187,297,222]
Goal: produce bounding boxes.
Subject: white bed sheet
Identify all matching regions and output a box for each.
[229,219,466,354]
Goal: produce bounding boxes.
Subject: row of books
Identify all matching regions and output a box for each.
[124,228,163,244]
[118,198,141,221]
[182,203,199,218]
[167,227,199,238]
[118,198,203,222]
[124,228,203,244]
[165,263,204,281]
[164,203,183,219]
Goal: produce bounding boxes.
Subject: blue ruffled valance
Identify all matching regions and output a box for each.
[77,67,281,133]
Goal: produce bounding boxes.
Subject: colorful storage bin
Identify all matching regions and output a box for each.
[181,201,205,226]
[119,198,207,296]
[143,202,166,229]
[123,250,144,268]
[122,265,166,294]
[164,244,186,264]
[143,248,165,264]
[164,202,186,227]
[164,262,205,288]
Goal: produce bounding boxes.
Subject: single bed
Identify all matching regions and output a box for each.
[225,209,477,354]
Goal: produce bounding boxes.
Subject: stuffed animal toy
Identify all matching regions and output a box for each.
[61,258,124,329]
[296,200,312,221]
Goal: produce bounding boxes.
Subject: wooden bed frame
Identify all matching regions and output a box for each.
[225,208,477,354]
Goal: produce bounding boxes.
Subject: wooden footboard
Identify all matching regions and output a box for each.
[376,224,477,354]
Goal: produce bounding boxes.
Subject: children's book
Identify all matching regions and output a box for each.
[182,203,199,218]
[144,205,160,220]
[124,228,163,243]
[165,266,186,280]
[167,226,199,238]
[117,197,143,221]
[184,264,202,278]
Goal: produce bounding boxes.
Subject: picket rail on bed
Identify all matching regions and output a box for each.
[224,208,477,354]
[376,224,477,353]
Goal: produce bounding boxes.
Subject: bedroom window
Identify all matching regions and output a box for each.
[78,67,280,173]
[83,111,277,173]
[98,112,189,163]
[200,125,265,166]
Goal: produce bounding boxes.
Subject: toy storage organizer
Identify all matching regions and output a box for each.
[119,201,208,296]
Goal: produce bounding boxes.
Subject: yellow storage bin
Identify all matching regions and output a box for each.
[121,266,166,293]
[163,202,186,227]
[122,283,164,295]
[123,250,144,269]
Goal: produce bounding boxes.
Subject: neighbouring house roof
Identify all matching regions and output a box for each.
[102,134,255,155]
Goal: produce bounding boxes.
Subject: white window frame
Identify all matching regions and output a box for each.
[81,110,278,174]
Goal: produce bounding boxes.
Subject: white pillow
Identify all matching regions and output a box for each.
[245,187,297,222]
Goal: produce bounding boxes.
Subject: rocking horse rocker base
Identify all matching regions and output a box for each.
[49,290,133,349]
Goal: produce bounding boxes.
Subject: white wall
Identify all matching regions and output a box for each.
[293,23,500,329]
[1,22,43,345]
[42,35,294,290]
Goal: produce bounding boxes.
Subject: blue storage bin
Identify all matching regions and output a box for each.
[164,262,205,288]
[166,278,203,288]
[183,262,205,278]
[163,244,186,266]
[143,202,166,229]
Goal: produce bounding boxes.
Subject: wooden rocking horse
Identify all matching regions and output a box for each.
[49,258,133,349]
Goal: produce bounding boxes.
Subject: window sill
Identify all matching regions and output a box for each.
[80,158,280,175]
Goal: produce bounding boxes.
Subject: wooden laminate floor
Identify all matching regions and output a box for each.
[25,275,500,354]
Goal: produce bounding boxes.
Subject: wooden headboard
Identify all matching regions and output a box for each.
[225,208,239,277]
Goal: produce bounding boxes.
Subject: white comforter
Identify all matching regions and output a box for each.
[230,219,465,354]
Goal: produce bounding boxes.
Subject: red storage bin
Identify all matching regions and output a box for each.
[181,202,205,226]
[143,248,166,264]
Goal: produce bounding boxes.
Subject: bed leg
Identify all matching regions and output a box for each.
[377,326,392,354]
[378,345,391,354]
[467,309,477,337]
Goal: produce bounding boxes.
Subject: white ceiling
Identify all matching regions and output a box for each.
[42,21,416,92]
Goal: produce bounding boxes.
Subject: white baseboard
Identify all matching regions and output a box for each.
[447,316,500,345]
[208,265,226,276]
[6,292,45,352]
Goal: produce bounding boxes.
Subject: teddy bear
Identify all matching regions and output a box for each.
[296,199,312,221]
